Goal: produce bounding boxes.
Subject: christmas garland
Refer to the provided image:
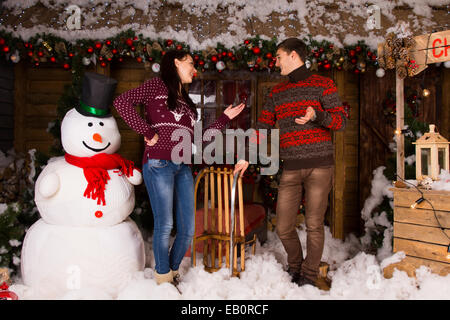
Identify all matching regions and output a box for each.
[0,29,379,74]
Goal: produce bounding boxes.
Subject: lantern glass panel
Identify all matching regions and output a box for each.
[438,148,446,171]
[421,148,431,176]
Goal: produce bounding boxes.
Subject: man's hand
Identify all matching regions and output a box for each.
[233,159,249,177]
[144,133,159,146]
[295,107,316,125]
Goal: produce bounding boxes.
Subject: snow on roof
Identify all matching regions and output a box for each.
[0,0,448,50]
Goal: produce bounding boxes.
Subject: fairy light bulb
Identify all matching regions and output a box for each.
[422,88,430,97]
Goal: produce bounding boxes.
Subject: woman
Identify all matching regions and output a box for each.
[113,50,245,285]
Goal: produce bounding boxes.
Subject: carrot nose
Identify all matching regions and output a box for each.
[93,133,102,143]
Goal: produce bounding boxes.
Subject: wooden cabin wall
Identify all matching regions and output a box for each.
[13,63,72,154]
[0,60,15,153]
[332,71,360,239]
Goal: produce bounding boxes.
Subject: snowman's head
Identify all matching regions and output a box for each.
[61,108,121,157]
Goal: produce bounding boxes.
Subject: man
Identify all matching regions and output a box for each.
[235,38,347,289]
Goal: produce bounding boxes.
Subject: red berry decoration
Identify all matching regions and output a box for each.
[27,51,33,57]
[324,63,331,70]
[355,46,362,52]
[126,38,133,46]
[50,57,56,63]
[354,68,360,74]
[100,61,107,68]
[314,52,320,58]
[252,47,261,55]
[227,51,233,57]
[3,46,10,53]
[95,42,102,49]
[199,60,205,66]
[176,45,183,50]
[106,40,112,46]
[166,39,173,46]
[63,63,70,70]
[319,47,324,53]
[37,51,44,57]
[265,52,273,59]
[351,58,357,64]
[119,57,123,62]
[0,38,5,45]
[87,47,94,53]
[244,40,250,45]
[349,49,356,57]
[24,42,29,48]
[211,55,218,62]
[194,55,199,61]
[131,46,136,52]
[69,52,74,58]
[133,36,138,41]
[112,49,118,54]
[222,52,227,57]
[136,57,143,63]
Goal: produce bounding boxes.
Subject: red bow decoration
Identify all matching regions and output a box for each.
[65,153,139,206]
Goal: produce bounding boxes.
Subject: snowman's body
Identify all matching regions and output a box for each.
[35,157,135,226]
[21,108,145,298]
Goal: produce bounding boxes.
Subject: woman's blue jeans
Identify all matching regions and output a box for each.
[142,159,195,274]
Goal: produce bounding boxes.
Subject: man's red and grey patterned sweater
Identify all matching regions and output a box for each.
[258,65,348,170]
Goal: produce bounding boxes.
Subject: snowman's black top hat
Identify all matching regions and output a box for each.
[76,72,118,118]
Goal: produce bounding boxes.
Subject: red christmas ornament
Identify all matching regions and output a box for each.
[63,63,70,70]
[176,45,183,50]
[249,67,254,72]
[50,56,56,63]
[112,49,118,54]
[136,57,143,63]
[34,62,39,67]
[100,61,107,68]
[269,62,274,68]
[131,46,136,52]
[99,56,104,61]
[119,57,123,62]
[256,57,262,64]
[95,42,102,49]
[227,51,233,57]
[265,52,273,59]
[107,57,112,62]
[126,38,133,46]
[162,51,166,55]
[244,39,250,45]
[199,60,205,66]
[0,38,5,45]
[3,46,10,53]
[324,63,331,70]
[27,51,33,57]
[37,51,44,57]
[367,51,372,57]
[354,68,360,74]
[211,55,218,62]
[68,52,74,58]
[222,52,227,57]
[87,47,94,53]
[314,52,320,58]
[0,282,18,300]
[319,47,324,53]
[355,46,362,52]
[166,39,173,46]
[349,49,356,57]
[329,44,334,49]
[24,42,29,48]
[105,40,112,46]
[133,36,138,41]
[351,58,357,64]
[252,47,261,55]
[232,56,236,61]
[194,55,200,61]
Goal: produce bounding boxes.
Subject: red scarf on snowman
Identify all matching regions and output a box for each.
[65,153,138,206]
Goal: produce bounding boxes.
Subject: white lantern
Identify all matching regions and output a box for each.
[413,124,450,180]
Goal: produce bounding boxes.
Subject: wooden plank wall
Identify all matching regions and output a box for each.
[14,63,72,154]
[332,70,360,239]
[0,60,15,153]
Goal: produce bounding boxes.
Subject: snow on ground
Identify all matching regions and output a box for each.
[9,224,450,300]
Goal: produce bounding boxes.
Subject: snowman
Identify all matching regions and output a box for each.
[21,72,145,299]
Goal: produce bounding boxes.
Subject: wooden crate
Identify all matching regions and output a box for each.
[384,187,450,278]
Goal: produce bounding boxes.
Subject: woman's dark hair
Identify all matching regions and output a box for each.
[160,50,198,117]
[276,38,308,63]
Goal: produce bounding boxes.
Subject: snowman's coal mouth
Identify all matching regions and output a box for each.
[82,141,111,152]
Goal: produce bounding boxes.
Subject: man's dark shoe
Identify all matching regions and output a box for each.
[296,274,317,287]
[287,268,301,283]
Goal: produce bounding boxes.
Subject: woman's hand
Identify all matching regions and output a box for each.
[144,133,159,146]
[233,159,249,177]
[224,103,245,120]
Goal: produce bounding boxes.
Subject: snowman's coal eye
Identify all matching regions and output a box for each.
[88,122,93,127]
[99,122,104,126]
